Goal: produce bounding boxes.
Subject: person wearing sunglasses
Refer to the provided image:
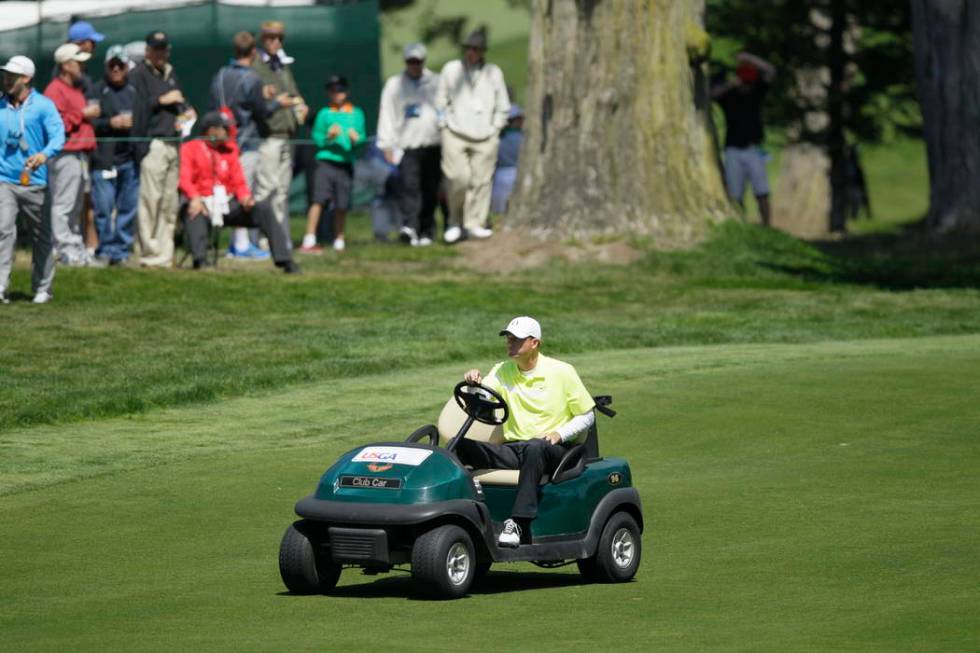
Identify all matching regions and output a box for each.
[0,55,65,304]
[252,21,307,231]
[89,45,139,266]
[376,42,442,247]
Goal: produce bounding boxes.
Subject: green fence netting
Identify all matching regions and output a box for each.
[0,0,381,131]
[1,0,381,213]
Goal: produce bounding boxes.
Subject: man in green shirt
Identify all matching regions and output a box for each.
[299,74,365,253]
[459,316,596,546]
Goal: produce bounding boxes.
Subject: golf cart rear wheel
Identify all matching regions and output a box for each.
[411,525,475,599]
[577,512,641,583]
[279,521,342,595]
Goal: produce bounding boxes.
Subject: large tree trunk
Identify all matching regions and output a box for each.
[507,0,729,242]
[911,0,980,232]
[773,3,856,237]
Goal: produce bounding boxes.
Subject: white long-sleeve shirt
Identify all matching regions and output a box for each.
[376,68,441,152]
[436,59,510,142]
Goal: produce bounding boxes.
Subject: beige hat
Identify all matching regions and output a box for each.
[54,43,91,64]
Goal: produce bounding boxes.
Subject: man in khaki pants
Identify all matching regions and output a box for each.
[436,30,510,244]
[252,21,307,230]
[130,31,192,267]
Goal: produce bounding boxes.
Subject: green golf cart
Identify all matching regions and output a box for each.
[279,382,643,598]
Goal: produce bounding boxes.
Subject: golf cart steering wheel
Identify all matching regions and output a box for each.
[453,382,509,426]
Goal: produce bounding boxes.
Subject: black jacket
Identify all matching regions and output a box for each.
[90,78,138,170]
[130,61,185,162]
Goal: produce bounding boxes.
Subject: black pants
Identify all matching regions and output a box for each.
[456,438,568,520]
[183,198,292,265]
[395,145,441,238]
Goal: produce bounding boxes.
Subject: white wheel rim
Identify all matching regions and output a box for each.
[611,528,635,568]
[446,542,470,585]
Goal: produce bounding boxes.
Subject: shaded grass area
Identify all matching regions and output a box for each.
[2,336,978,650]
[1,219,978,433]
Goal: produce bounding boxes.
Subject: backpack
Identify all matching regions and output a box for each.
[215,67,249,143]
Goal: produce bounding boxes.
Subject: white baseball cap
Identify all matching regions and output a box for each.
[54,43,92,64]
[0,55,36,78]
[403,42,426,61]
[499,316,542,340]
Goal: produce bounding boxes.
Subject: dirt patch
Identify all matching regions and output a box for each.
[452,228,644,273]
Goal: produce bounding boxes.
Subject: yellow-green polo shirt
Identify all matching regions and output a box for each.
[483,354,595,442]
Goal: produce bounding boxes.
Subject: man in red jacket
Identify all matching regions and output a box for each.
[44,43,101,267]
[179,112,299,273]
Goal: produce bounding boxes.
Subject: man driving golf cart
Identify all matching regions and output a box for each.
[458,316,595,547]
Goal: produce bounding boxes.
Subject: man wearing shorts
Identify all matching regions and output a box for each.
[712,52,776,226]
[300,75,365,253]
[457,316,596,547]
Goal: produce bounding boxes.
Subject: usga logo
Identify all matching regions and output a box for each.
[351,446,434,467]
[361,452,398,461]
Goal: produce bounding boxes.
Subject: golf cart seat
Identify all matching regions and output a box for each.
[434,398,521,485]
[428,397,611,487]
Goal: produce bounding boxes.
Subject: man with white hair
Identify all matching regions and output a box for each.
[458,316,596,546]
[376,42,441,247]
[44,43,101,267]
[0,56,65,304]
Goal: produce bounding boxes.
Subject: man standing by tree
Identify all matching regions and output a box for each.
[377,42,442,247]
[130,31,193,267]
[712,52,776,227]
[252,20,308,231]
[44,44,101,267]
[0,55,64,304]
[436,30,510,243]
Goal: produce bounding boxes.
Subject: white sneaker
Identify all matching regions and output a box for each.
[32,291,52,304]
[469,226,493,240]
[0,287,9,305]
[498,519,521,547]
[399,226,418,246]
[332,237,346,252]
[417,236,433,247]
[444,225,462,244]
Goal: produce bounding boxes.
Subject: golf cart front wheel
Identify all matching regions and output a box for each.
[578,511,641,583]
[411,525,475,598]
[279,521,342,594]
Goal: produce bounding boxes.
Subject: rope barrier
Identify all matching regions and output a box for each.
[62,136,322,145]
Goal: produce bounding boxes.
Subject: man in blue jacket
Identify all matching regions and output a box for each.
[0,56,65,305]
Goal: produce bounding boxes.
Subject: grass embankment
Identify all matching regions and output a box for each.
[1,335,978,650]
[1,221,978,433]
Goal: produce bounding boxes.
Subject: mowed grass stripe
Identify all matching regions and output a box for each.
[1,334,976,497]
[1,335,977,650]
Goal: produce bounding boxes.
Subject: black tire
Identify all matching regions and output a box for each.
[279,521,342,594]
[577,512,641,583]
[411,525,475,599]
[474,561,492,579]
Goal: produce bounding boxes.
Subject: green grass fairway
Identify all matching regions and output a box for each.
[2,335,978,651]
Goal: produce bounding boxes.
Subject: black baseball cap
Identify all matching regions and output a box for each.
[325,74,349,91]
[199,111,230,132]
[145,31,169,49]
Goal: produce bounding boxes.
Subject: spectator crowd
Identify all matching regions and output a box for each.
[0,20,524,304]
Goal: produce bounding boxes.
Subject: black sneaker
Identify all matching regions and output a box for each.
[278,260,301,274]
[192,259,212,270]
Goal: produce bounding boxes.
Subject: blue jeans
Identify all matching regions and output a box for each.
[92,161,139,261]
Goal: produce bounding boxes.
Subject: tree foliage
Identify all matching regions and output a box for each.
[706,0,919,143]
